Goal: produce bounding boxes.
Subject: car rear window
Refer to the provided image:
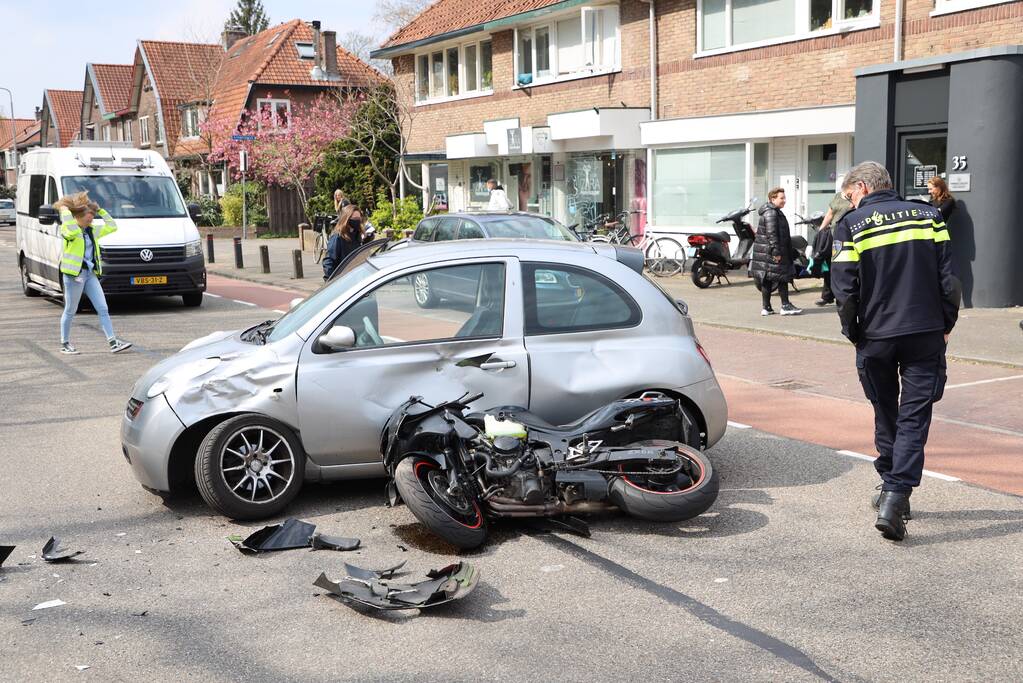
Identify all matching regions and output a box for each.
[482,216,577,241]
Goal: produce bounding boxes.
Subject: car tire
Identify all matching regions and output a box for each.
[412,272,438,308]
[182,291,203,307]
[609,440,719,522]
[195,414,305,520]
[20,259,39,297]
[393,457,488,549]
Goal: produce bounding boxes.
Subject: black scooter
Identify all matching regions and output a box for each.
[687,198,758,288]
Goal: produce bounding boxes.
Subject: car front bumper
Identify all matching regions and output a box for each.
[121,394,185,492]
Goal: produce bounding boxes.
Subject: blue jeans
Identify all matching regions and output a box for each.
[61,270,115,343]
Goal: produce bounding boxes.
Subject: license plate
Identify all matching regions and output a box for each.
[131,276,167,285]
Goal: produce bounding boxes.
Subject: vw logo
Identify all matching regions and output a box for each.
[139,249,154,262]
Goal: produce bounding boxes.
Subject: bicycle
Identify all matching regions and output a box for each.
[590,210,685,278]
[312,213,337,264]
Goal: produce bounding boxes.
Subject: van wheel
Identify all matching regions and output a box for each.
[182,291,203,307]
[20,260,40,297]
[194,414,305,520]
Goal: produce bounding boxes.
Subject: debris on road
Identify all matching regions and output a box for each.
[229,518,359,554]
[0,545,14,567]
[313,561,479,611]
[42,537,84,562]
[522,516,592,538]
[32,599,67,610]
[75,665,90,672]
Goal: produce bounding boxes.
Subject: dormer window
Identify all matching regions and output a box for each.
[295,42,315,60]
[181,105,203,138]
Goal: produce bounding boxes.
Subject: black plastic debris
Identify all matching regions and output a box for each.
[0,545,14,567]
[313,561,479,611]
[230,518,359,554]
[521,516,592,538]
[42,537,85,562]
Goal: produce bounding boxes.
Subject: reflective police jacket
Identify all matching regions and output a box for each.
[60,208,117,276]
[831,189,960,342]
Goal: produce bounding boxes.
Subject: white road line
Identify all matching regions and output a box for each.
[272,309,286,314]
[232,299,256,307]
[727,420,751,429]
[945,374,1023,390]
[837,450,961,482]
[205,293,222,298]
[922,469,960,482]
[836,449,875,462]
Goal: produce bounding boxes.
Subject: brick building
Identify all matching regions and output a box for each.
[80,64,136,145]
[40,89,83,148]
[1,117,39,186]
[377,0,1023,244]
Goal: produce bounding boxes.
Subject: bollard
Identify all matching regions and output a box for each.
[292,249,304,279]
[259,245,270,274]
[206,234,215,263]
[233,236,244,269]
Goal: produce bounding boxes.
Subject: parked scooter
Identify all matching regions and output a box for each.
[687,198,758,288]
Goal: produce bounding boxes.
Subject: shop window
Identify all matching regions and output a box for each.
[699,0,875,52]
[752,142,770,206]
[653,145,746,227]
[516,6,620,86]
[469,162,500,203]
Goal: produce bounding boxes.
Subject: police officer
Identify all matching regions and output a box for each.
[831,161,960,541]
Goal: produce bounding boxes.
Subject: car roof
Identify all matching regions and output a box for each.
[367,238,642,273]
[427,212,554,223]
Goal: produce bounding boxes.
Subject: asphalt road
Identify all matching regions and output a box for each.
[2,225,1023,682]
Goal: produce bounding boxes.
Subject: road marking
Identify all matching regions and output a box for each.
[205,292,222,298]
[272,309,286,314]
[232,299,256,307]
[727,420,751,429]
[836,449,875,462]
[922,469,960,482]
[945,374,1023,390]
[837,450,960,481]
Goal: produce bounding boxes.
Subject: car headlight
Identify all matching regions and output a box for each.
[184,240,202,258]
[146,357,221,398]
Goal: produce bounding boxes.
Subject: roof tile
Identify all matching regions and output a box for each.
[90,64,135,114]
[45,90,83,146]
[0,118,36,149]
[382,0,565,48]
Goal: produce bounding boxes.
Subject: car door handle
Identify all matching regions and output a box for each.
[479,359,516,371]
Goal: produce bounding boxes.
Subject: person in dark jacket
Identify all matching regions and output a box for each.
[812,191,853,306]
[832,161,961,542]
[322,204,366,280]
[927,176,956,221]
[750,187,802,316]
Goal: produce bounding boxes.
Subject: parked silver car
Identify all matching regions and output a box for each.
[121,240,728,519]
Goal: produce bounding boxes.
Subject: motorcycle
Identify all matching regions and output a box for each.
[382,392,719,549]
[687,198,758,288]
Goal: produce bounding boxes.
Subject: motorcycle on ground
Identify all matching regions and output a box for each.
[687,198,758,288]
[382,392,719,549]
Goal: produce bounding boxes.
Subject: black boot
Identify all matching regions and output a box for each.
[875,491,911,541]
[872,486,911,520]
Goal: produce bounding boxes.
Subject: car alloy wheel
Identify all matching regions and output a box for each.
[219,425,296,504]
[412,272,437,308]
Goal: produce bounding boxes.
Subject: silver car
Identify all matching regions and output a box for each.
[121,240,728,519]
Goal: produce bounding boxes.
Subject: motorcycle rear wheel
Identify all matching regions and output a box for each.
[690,260,715,288]
[609,440,719,522]
[393,457,488,549]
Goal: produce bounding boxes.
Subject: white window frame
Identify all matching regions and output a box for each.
[931,0,1016,16]
[85,124,95,141]
[413,38,494,106]
[139,116,150,146]
[255,98,292,132]
[695,0,879,57]
[122,119,132,142]
[102,124,111,142]
[155,116,164,144]
[512,5,621,89]
[182,106,202,139]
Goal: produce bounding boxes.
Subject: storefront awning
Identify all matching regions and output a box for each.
[548,107,649,151]
[641,105,855,147]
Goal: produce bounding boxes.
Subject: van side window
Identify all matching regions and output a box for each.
[27,175,46,218]
[46,177,59,205]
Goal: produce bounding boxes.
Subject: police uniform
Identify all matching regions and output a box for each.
[831,189,961,502]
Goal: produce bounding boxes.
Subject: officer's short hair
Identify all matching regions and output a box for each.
[842,161,892,193]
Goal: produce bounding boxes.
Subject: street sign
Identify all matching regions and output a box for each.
[231,134,255,141]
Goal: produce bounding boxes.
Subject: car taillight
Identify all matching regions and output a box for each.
[687,235,709,246]
[126,398,144,420]
[696,342,713,369]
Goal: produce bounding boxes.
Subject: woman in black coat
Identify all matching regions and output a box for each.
[750,187,802,316]
[322,204,367,280]
[927,176,956,221]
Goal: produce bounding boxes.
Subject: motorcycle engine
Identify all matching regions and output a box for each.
[491,436,545,505]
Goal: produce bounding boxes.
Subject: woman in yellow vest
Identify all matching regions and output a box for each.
[55,191,132,354]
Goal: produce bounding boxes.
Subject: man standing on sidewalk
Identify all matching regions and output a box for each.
[831,161,961,541]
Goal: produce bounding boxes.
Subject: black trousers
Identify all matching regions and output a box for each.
[821,270,834,302]
[855,331,947,493]
[761,280,791,309]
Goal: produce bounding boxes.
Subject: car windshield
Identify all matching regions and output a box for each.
[266,262,378,343]
[0,199,13,208]
[61,175,186,219]
[482,216,578,241]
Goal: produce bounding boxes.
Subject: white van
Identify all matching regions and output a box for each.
[16,141,206,306]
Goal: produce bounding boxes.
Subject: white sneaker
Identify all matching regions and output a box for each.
[780,304,803,316]
[761,308,775,316]
[60,342,79,355]
[109,338,133,354]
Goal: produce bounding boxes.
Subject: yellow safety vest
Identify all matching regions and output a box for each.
[60,208,117,276]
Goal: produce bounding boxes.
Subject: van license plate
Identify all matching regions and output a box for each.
[131,276,167,285]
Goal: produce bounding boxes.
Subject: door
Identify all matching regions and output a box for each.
[42,176,63,287]
[295,259,528,466]
[899,132,947,202]
[803,140,839,218]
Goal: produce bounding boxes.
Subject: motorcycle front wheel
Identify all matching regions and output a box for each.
[690,260,716,288]
[393,457,488,549]
[609,440,719,522]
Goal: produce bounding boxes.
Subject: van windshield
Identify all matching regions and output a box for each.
[61,175,186,219]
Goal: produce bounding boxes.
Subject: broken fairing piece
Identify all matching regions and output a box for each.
[314,561,479,611]
[42,537,85,562]
[521,516,592,538]
[310,533,360,552]
[0,545,14,567]
[33,599,67,610]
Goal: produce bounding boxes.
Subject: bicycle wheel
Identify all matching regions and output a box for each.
[313,233,325,264]
[645,237,685,277]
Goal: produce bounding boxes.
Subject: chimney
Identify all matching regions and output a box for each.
[310,20,325,80]
[222,26,246,51]
[35,106,42,121]
[323,30,340,81]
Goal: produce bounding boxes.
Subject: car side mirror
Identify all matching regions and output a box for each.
[289,297,305,310]
[38,205,59,226]
[319,325,355,351]
[187,203,201,223]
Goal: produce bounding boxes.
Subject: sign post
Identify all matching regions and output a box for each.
[232,134,254,240]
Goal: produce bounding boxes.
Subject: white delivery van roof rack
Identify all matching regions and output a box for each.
[71,148,156,171]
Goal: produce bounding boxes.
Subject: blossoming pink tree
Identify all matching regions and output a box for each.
[206,92,356,223]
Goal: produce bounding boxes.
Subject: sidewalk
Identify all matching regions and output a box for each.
[205,238,1023,367]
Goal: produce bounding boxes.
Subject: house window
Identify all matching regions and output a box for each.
[122,119,132,142]
[139,116,150,146]
[155,116,164,144]
[256,98,291,131]
[85,124,95,141]
[102,125,111,142]
[414,39,493,103]
[182,106,202,138]
[698,0,876,52]
[652,144,747,227]
[932,0,1017,15]
[295,42,315,59]
[514,5,620,87]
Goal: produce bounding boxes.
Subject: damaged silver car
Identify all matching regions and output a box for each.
[121,240,728,519]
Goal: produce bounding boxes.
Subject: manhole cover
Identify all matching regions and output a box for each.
[768,378,819,391]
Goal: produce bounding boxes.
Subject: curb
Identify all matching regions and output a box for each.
[206,267,314,294]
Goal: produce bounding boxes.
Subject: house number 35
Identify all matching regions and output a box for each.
[952,155,968,171]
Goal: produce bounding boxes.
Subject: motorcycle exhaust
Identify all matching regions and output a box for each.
[486,496,615,517]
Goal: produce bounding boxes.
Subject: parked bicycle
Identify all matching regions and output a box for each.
[312,213,338,264]
[587,210,685,278]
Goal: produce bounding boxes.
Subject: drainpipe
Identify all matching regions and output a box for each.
[894,0,904,62]
[640,0,657,232]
